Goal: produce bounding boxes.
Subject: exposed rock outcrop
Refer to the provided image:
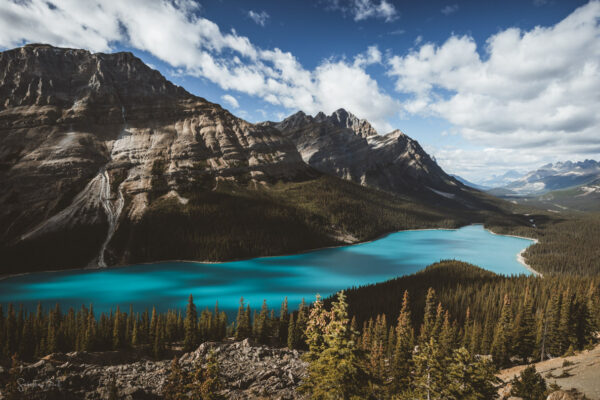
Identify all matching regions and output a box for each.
[3,340,307,400]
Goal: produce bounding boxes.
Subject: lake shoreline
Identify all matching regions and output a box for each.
[483,228,541,277]
[0,224,540,281]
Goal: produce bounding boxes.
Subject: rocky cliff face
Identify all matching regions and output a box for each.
[0,44,312,270]
[314,108,378,138]
[272,110,470,200]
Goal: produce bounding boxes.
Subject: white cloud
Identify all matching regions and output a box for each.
[441,4,459,15]
[248,10,269,27]
[353,45,382,67]
[326,0,398,22]
[428,145,600,182]
[0,0,399,133]
[221,94,239,109]
[388,1,600,160]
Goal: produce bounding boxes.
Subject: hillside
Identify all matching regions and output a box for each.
[498,344,600,399]
[503,178,600,213]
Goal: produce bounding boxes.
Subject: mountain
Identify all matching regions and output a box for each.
[451,174,489,191]
[477,170,524,189]
[268,110,493,210]
[511,177,600,213]
[0,44,511,274]
[314,108,379,138]
[500,160,600,195]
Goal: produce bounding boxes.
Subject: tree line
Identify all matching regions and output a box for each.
[1,262,598,368]
[1,261,598,398]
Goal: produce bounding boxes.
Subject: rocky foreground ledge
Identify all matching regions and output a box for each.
[0,339,307,400]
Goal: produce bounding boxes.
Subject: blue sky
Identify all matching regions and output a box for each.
[1,0,598,182]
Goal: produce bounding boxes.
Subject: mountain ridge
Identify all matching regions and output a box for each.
[491,159,600,196]
[0,44,515,274]
[267,108,497,211]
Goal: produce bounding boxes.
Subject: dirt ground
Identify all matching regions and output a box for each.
[498,344,600,400]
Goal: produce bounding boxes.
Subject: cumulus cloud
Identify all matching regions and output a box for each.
[388,1,600,160]
[0,0,399,132]
[248,10,269,27]
[221,94,239,109]
[429,145,600,182]
[326,0,398,22]
[353,45,382,67]
[441,4,459,15]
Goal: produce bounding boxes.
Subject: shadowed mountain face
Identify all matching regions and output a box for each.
[269,110,483,204]
[0,44,314,270]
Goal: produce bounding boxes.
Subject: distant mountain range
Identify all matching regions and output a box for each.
[489,160,600,196]
[0,44,504,274]
[478,170,525,189]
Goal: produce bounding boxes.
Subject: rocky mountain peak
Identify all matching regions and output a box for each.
[275,110,315,130]
[314,108,379,138]
[0,44,190,116]
[274,108,469,201]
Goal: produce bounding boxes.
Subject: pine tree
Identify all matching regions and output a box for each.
[112,306,122,349]
[163,357,188,399]
[446,347,498,400]
[287,313,296,349]
[558,289,575,355]
[419,288,438,343]
[491,294,513,367]
[3,354,23,400]
[235,297,251,340]
[431,303,445,341]
[462,307,472,349]
[439,310,455,358]
[83,304,97,351]
[289,299,308,350]
[304,295,328,362]
[132,318,140,347]
[514,288,536,363]
[199,351,224,399]
[413,337,446,400]
[19,315,35,360]
[469,321,481,355]
[300,291,368,399]
[184,294,198,351]
[153,316,165,359]
[256,299,270,344]
[46,310,58,354]
[480,314,494,355]
[369,313,388,387]
[546,290,562,357]
[391,290,414,393]
[126,304,134,346]
[4,304,16,356]
[510,365,547,400]
[149,307,158,346]
[279,297,289,346]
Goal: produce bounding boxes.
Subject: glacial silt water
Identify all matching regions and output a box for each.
[0,225,535,315]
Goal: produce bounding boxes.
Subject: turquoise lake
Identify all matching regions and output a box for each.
[0,225,534,316]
